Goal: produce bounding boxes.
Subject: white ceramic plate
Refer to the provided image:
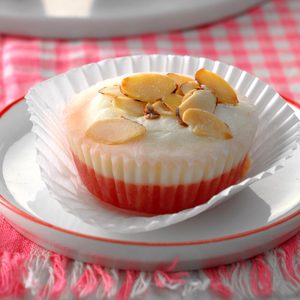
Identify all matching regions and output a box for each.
[0,98,299,271]
[0,0,265,38]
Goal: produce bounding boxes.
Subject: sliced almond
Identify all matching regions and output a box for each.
[144,103,160,119]
[176,107,188,127]
[178,89,217,117]
[162,94,183,112]
[166,73,192,85]
[85,118,146,145]
[99,85,123,98]
[180,81,200,95]
[113,96,145,116]
[182,108,233,139]
[195,69,238,105]
[121,73,176,103]
[152,101,174,116]
[182,89,198,102]
[166,73,193,95]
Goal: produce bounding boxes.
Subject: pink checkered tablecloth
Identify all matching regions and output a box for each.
[0,0,299,299]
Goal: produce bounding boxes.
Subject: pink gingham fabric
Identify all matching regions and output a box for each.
[0,0,300,299]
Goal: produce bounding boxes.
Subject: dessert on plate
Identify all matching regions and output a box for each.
[64,69,257,214]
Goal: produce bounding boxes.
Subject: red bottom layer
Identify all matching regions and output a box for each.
[73,154,250,215]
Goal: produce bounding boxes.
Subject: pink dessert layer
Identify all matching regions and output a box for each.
[73,153,250,215]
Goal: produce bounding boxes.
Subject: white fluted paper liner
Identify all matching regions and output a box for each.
[26,55,300,233]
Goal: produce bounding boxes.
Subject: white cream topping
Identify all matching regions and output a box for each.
[64,76,258,183]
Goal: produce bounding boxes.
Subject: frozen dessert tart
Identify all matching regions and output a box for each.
[64,69,257,214]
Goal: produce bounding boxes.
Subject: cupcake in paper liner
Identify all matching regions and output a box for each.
[63,69,257,214]
[26,55,300,233]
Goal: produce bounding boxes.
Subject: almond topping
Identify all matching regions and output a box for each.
[121,73,176,103]
[144,103,160,119]
[182,108,233,139]
[152,101,174,116]
[162,94,183,112]
[176,107,188,127]
[99,85,123,98]
[180,81,200,95]
[113,96,146,116]
[195,69,238,105]
[166,73,193,95]
[166,73,193,85]
[85,118,146,145]
[178,89,217,117]
[182,89,198,102]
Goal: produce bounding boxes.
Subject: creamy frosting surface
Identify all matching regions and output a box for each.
[64,76,258,183]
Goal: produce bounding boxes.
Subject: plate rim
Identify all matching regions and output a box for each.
[0,96,299,247]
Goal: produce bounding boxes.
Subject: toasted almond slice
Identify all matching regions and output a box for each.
[182,89,197,102]
[180,81,200,95]
[144,103,160,119]
[178,89,217,117]
[121,73,176,103]
[182,108,233,139]
[152,101,174,116]
[113,96,146,116]
[195,69,238,105]
[99,85,123,98]
[162,94,183,112]
[85,118,146,145]
[176,107,188,127]
[166,73,192,85]
[166,73,193,95]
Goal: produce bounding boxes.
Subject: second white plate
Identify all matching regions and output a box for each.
[0,0,265,38]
